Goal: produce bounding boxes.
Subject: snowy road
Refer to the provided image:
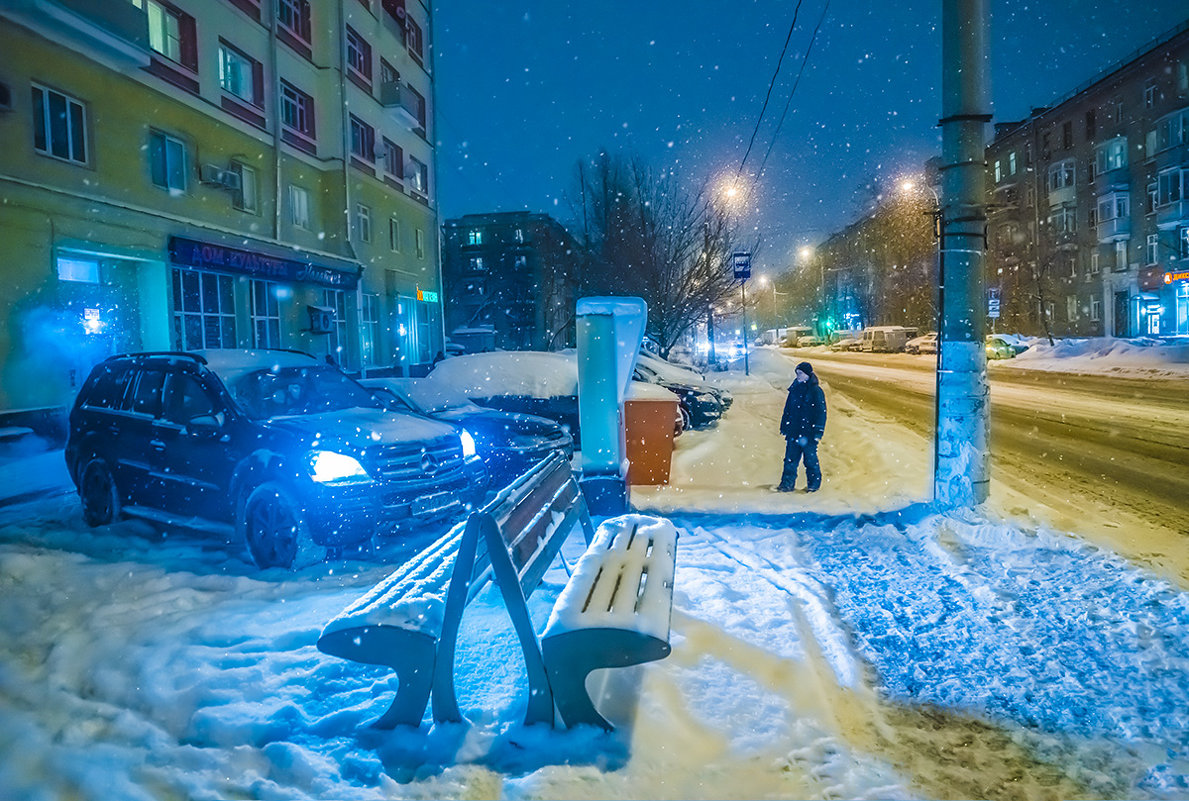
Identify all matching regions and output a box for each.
[803,350,1189,584]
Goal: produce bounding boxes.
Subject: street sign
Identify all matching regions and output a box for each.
[987,287,1001,319]
[732,251,751,280]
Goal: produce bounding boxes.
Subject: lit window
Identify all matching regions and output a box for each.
[467,230,482,246]
[149,130,187,192]
[218,43,260,105]
[407,155,428,194]
[251,280,281,349]
[31,84,87,164]
[57,256,100,283]
[144,0,182,62]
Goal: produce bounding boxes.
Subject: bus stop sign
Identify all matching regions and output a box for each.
[733,252,751,280]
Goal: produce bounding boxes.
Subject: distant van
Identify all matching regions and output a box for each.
[781,326,815,347]
[859,326,918,353]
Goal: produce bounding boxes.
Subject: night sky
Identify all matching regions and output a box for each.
[433,1,1187,276]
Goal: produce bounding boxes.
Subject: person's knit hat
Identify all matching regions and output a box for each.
[796,361,814,375]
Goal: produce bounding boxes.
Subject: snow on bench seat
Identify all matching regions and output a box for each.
[541,514,678,730]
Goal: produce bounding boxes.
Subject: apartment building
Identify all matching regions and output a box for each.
[985,20,1189,339]
[441,212,580,352]
[0,0,442,421]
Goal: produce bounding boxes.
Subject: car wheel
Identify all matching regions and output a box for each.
[242,481,322,570]
[79,458,121,527]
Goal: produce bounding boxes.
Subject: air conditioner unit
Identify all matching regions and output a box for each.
[199,163,241,191]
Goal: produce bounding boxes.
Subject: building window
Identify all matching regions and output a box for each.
[355,203,372,243]
[149,130,187,192]
[1095,137,1127,174]
[280,80,315,138]
[57,256,100,284]
[137,0,196,69]
[1179,62,1189,93]
[407,155,428,194]
[1067,255,1077,278]
[31,85,87,165]
[1049,206,1076,234]
[406,18,424,62]
[1062,120,1073,149]
[993,159,1002,183]
[1156,108,1189,152]
[1096,193,1128,222]
[1090,296,1101,322]
[231,161,258,212]
[467,230,482,246]
[415,228,425,259]
[1147,233,1159,265]
[345,26,372,81]
[323,289,348,364]
[515,255,527,269]
[172,268,236,350]
[1090,252,1100,274]
[218,42,262,106]
[1144,81,1157,109]
[1007,152,1017,175]
[1157,168,1186,206]
[380,59,398,87]
[389,217,401,252]
[1114,240,1128,271]
[1085,109,1096,141]
[1066,295,1078,321]
[288,184,310,229]
[383,138,403,178]
[1088,207,1097,229]
[251,280,281,348]
[349,114,375,162]
[1148,181,1159,213]
[277,0,311,43]
[1179,226,1189,259]
[1048,160,1075,191]
[360,293,381,367]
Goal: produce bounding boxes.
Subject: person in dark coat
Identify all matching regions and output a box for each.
[778,361,827,492]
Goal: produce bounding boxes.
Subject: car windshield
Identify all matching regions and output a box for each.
[405,381,478,414]
[230,366,384,419]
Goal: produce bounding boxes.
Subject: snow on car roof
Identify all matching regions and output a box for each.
[195,349,321,389]
[636,352,706,385]
[426,351,578,399]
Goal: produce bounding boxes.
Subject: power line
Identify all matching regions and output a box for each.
[757,0,832,178]
[736,0,806,178]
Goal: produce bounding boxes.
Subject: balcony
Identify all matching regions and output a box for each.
[1054,230,1079,250]
[1096,216,1131,243]
[1156,200,1189,231]
[1048,186,1076,207]
[380,81,424,131]
[1094,166,1129,192]
[1,0,150,68]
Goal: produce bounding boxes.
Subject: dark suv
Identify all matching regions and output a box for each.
[65,350,486,569]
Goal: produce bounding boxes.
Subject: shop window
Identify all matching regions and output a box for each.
[360,293,381,367]
[32,84,87,165]
[251,280,281,349]
[57,256,100,283]
[172,268,236,350]
[323,289,348,364]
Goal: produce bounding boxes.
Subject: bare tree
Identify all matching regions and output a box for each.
[568,152,745,358]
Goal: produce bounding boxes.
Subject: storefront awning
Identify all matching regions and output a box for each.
[168,235,362,290]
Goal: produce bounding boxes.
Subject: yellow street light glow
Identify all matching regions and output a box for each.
[900,179,916,192]
[799,246,813,260]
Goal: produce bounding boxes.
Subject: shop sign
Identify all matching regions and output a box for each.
[416,288,439,302]
[1164,269,1189,285]
[168,236,360,290]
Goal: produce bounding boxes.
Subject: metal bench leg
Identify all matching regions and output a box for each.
[317,627,436,729]
[542,629,671,731]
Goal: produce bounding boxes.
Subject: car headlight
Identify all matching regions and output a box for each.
[307,450,370,484]
[459,429,477,459]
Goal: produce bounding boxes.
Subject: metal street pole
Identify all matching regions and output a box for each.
[741,279,750,376]
[936,0,991,507]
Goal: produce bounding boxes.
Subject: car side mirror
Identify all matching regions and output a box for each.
[187,413,223,437]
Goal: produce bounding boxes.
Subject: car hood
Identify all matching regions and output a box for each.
[261,407,461,451]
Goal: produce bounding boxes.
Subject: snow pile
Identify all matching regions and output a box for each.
[427,351,579,398]
[999,337,1189,379]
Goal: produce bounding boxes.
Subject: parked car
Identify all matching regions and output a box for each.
[361,377,573,491]
[636,352,733,410]
[829,336,862,352]
[859,326,919,353]
[633,355,728,428]
[985,335,1019,360]
[427,351,582,445]
[905,332,938,354]
[65,350,487,569]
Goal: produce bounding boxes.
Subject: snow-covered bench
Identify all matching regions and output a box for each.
[317,452,679,731]
[542,515,679,730]
[317,451,595,728]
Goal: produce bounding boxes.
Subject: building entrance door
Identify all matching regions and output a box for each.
[1113,291,1129,338]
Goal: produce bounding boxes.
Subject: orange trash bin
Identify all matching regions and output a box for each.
[623,384,680,485]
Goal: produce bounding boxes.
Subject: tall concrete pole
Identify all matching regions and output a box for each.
[935,0,991,507]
